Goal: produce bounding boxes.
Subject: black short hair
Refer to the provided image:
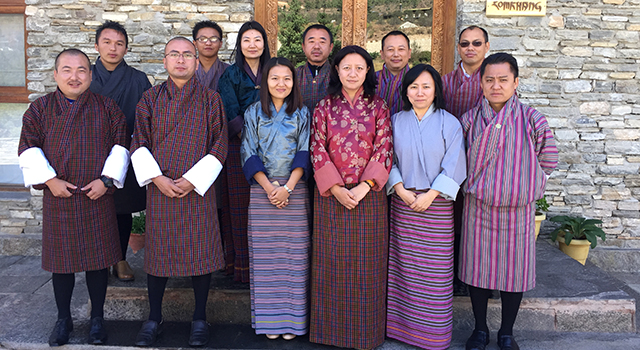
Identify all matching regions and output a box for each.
[164,36,197,55]
[480,52,519,79]
[459,25,489,43]
[301,24,333,44]
[192,20,223,41]
[381,30,410,50]
[54,48,91,71]
[401,64,445,112]
[96,20,128,48]
[232,21,271,68]
[260,57,303,117]
[327,45,377,98]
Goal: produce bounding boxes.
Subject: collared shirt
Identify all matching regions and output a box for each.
[375,64,410,116]
[461,95,558,207]
[442,61,483,119]
[310,91,393,196]
[387,106,467,200]
[296,61,331,112]
[240,101,311,183]
[195,58,229,92]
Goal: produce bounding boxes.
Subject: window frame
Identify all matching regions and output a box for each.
[0,0,29,103]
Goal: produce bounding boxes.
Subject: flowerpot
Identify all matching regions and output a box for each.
[534,212,546,240]
[557,235,591,265]
[129,233,145,254]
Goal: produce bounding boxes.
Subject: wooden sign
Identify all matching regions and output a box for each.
[486,0,546,17]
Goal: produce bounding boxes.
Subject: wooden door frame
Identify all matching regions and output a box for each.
[255,0,456,74]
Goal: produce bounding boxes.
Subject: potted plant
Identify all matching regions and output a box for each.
[550,215,606,265]
[534,197,549,240]
[129,212,146,253]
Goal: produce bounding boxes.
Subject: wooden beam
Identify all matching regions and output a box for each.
[431,0,457,75]
[254,0,278,56]
[341,0,367,47]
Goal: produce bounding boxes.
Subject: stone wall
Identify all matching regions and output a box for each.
[24,0,253,101]
[458,0,640,249]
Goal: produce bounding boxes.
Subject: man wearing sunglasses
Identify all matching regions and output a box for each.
[130,37,228,348]
[442,25,490,297]
[193,21,229,92]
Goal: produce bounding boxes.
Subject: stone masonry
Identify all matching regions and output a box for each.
[1,0,253,247]
[458,0,640,253]
[24,0,253,101]
[7,0,640,260]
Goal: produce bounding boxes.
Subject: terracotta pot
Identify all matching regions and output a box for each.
[557,234,591,265]
[129,233,145,254]
[534,212,546,240]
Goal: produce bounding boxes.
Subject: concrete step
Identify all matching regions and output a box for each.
[0,233,41,255]
[101,240,636,333]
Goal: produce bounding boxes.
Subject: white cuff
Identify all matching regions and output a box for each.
[101,145,130,189]
[130,147,162,187]
[182,154,223,197]
[18,147,57,187]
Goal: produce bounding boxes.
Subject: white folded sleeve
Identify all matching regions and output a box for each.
[182,154,223,197]
[130,147,163,187]
[18,147,57,187]
[101,145,130,189]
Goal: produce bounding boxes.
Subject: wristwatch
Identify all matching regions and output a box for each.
[283,184,293,194]
[100,175,114,188]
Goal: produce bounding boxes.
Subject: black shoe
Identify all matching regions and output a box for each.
[465,330,490,350]
[498,334,520,350]
[88,316,107,345]
[453,279,469,296]
[49,317,73,347]
[135,320,163,347]
[188,320,210,347]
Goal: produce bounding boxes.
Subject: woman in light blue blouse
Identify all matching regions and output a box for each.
[385,64,467,350]
[240,57,311,341]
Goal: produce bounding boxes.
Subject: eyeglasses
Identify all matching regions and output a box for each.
[459,40,485,48]
[196,36,221,44]
[165,52,197,60]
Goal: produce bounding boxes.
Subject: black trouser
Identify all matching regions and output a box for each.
[116,213,133,260]
[52,269,109,319]
[147,273,212,322]
[468,285,523,336]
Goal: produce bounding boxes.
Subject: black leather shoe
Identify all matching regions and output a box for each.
[188,320,210,347]
[465,330,490,350]
[135,320,163,347]
[88,316,107,345]
[498,334,520,350]
[49,317,73,347]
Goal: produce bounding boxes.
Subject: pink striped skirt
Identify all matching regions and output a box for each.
[247,179,310,335]
[386,192,454,350]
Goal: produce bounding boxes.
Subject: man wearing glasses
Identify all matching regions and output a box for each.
[130,37,228,348]
[442,26,490,119]
[193,21,229,92]
[442,25,490,297]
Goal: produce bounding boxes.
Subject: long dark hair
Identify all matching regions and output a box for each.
[232,21,271,68]
[260,57,303,117]
[401,64,445,112]
[327,45,377,98]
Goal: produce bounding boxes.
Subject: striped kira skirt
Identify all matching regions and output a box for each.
[247,178,310,335]
[387,192,454,350]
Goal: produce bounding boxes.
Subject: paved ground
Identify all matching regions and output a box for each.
[1,249,640,349]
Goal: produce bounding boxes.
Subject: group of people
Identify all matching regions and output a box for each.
[18,18,558,350]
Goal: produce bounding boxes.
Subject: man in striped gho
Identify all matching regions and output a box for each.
[129,37,228,348]
[376,30,412,117]
[19,48,129,347]
[442,25,490,297]
[458,52,558,350]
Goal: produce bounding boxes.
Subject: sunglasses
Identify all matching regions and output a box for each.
[459,40,485,48]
